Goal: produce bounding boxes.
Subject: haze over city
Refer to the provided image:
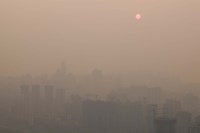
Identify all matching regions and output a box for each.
[0,0,200,133]
[1,0,200,83]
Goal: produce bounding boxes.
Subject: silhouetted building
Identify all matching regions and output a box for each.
[182,93,200,117]
[20,85,31,122]
[176,111,191,133]
[55,88,66,118]
[154,118,176,133]
[163,99,182,118]
[31,85,41,119]
[146,87,162,105]
[44,85,54,120]
[145,104,158,133]
[191,116,200,133]
[45,85,54,103]
[82,100,116,133]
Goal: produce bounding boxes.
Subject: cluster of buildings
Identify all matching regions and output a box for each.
[0,64,200,133]
[0,83,197,133]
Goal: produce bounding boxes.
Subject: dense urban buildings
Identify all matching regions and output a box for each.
[0,65,200,133]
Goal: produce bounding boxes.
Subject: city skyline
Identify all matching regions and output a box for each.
[0,0,200,133]
[1,0,200,83]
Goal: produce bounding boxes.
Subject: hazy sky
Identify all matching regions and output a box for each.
[1,0,200,82]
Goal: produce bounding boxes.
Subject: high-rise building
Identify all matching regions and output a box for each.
[163,99,182,118]
[31,85,41,119]
[191,116,200,133]
[20,85,30,122]
[44,85,54,120]
[182,93,200,117]
[154,118,176,133]
[146,87,162,105]
[55,88,66,118]
[56,88,65,103]
[45,85,54,103]
[176,111,191,133]
[145,104,158,133]
[31,85,40,102]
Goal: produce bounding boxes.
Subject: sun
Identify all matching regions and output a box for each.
[136,14,142,20]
